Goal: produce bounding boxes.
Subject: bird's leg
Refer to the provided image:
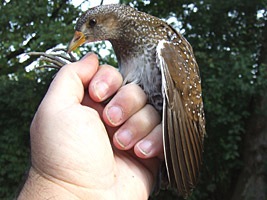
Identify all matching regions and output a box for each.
[28,48,78,69]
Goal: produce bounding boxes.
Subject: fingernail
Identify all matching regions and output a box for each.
[137,140,152,156]
[81,52,96,60]
[115,130,132,148]
[106,106,123,125]
[94,81,109,100]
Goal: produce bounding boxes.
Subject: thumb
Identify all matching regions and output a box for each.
[41,53,99,112]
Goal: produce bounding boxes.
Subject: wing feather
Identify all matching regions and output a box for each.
[157,39,206,198]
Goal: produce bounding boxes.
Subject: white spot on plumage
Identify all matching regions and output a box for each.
[75,4,206,197]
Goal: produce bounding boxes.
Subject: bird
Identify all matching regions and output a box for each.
[67,4,206,198]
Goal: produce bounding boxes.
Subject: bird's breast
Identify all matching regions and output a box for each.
[118,50,163,113]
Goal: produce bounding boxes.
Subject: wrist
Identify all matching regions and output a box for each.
[18,166,151,200]
[18,167,81,200]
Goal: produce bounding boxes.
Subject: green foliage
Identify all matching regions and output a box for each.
[122,0,267,199]
[0,69,55,199]
[1,0,267,199]
[0,0,80,75]
[0,0,79,198]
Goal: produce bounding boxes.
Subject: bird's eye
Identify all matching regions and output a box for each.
[89,18,97,27]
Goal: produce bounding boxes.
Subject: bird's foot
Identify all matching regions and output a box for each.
[27,48,77,69]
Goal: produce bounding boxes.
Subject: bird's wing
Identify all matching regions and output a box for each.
[156,40,206,198]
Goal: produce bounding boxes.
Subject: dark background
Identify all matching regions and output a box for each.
[1,0,266,199]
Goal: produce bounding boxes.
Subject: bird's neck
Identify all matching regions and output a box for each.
[110,38,157,65]
[110,39,140,59]
[110,39,143,73]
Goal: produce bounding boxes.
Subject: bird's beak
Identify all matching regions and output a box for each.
[67,31,86,53]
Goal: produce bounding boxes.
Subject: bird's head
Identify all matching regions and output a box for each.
[67,4,129,53]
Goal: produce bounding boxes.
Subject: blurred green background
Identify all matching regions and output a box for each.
[1,0,267,199]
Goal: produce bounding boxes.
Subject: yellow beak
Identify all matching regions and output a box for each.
[67,31,86,53]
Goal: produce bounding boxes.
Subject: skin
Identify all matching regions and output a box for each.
[18,53,163,200]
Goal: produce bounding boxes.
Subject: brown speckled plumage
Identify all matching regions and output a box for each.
[68,4,206,198]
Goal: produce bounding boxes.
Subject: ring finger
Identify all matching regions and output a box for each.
[113,104,161,150]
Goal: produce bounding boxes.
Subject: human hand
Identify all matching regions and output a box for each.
[19,53,163,200]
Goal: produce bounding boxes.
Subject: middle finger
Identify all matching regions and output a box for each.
[103,84,147,127]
